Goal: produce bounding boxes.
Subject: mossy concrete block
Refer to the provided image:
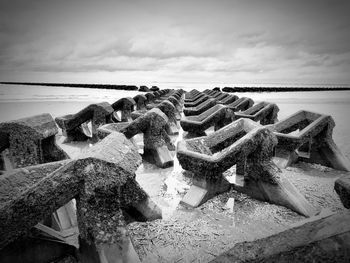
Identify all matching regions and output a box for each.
[226,97,254,112]
[0,160,77,249]
[184,94,209,108]
[183,98,217,117]
[56,102,113,142]
[111,97,136,122]
[268,110,350,171]
[335,175,350,208]
[236,101,279,125]
[178,118,316,216]
[217,94,238,105]
[0,113,68,168]
[180,104,235,136]
[133,94,147,110]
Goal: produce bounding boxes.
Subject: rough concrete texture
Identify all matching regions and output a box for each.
[167,96,182,113]
[111,97,136,122]
[211,210,350,263]
[268,110,350,171]
[0,132,162,251]
[55,102,114,142]
[335,175,350,208]
[184,94,209,108]
[226,97,254,112]
[218,94,238,105]
[183,98,217,116]
[96,122,130,140]
[145,93,155,104]
[177,118,265,177]
[213,93,230,102]
[177,118,316,216]
[180,104,235,136]
[0,113,68,168]
[120,108,175,167]
[236,101,279,125]
[0,160,77,249]
[133,94,147,110]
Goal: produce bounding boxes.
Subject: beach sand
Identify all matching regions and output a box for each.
[1,86,350,262]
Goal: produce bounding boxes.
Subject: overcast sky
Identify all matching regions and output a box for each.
[0,0,349,84]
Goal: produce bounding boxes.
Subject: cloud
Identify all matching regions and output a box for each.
[0,0,350,83]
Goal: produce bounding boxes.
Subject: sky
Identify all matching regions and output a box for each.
[0,0,350,85]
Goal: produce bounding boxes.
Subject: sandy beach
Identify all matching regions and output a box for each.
[1,84,350,262]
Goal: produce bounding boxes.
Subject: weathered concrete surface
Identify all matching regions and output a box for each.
[268,110,350,171]
[0,133,162,253]
[121,108,175,168]
[56,102,114,142]
[183,98,217,116]
[226,97,254,112]
[145,93,155,104]
[180,104,235,136]
[184,94,209,108]
[177,118,316,216]
[133,94,147,110]
[0,160,77,249]
[212,93,230,102]
[0,113,68,168]
[235,101,279,125]
[211,210,350,263]
[335,175,350,208]
[217,94,238,105]
[111,97,136,122]
[130,100,179,135]
[157,100,179,135]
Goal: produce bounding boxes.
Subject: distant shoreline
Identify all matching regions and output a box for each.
[220,86,350,93]
[1,81,350,92]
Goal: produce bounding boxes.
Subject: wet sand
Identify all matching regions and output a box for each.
[1,87,350,262]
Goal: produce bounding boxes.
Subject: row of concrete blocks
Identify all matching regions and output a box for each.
[0,88,349,261]
[0,132,164,262]
[183,92,350,261]
[0,89,184,171]
[0,88,184,262]
[181,89,279,137]
[177,88,350,217]
[97,89,185,168]
[55,89,173,143]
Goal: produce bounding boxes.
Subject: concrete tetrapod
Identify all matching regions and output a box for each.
[177,118,317,217]
[0,113,68,168]
[111,97,136,123]
[97,108,175,168]
[334,175,350,208]
[0,132,162,263]
[184,94,210,108]
[235,101,279,125]
[226,97,254,112]
[145,92,155,104]
[131,100,179,135]
[217,94,239,105]
[180,104,235,137]
[133,94,147,110]
[267,110,350,171]
[183,98,217,117]
[55,102,114,142]
[185,91,203,103]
